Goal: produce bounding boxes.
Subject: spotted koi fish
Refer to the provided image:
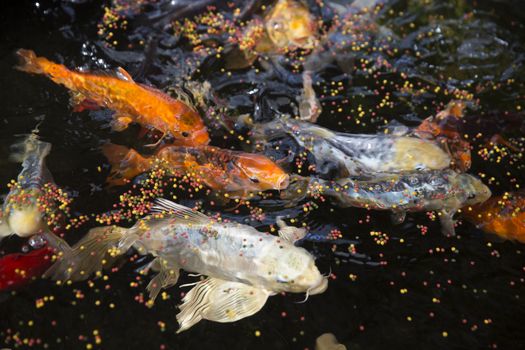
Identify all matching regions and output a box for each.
[283,170,491,236]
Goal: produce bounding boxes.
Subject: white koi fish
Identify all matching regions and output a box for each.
[252,117,451,179]
[45,199,327,332]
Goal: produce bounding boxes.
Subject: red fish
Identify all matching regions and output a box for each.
[0,246,54,291]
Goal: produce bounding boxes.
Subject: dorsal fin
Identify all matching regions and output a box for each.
[116,67,134,82]
[150,198,212,225]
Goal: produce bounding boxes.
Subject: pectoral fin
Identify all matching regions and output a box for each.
[146,257,180,302]
[116,67,134,82]
[70,92,99,112]
[276,217,307,244]
[110,113,134,132]
[176,277,271,333]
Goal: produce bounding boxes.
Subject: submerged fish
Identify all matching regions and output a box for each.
[463,192,525,243]
[15,49,209,146]
[45,199,327,332]
[252,117,452,179]
[102,143,289,197]
[283,170,491,235]
[226,0,319,68]
[0,133,69,250]
[0,247,54,291]
[262,0,318,52]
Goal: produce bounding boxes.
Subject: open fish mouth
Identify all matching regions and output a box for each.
[277,174,291,190]
[309,276,328,295]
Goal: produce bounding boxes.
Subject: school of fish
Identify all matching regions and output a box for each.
[1,0,521,339]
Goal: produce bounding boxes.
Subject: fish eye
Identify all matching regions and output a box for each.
[181,131,189,137]
[250,177,260,183]
[468,193,476,200]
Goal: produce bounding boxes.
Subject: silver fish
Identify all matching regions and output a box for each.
[282,170,491,235]
[252,117,452,179]
[45,199,328,332]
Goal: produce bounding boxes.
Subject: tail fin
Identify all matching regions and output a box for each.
[102,144,153,186]
[15,49,45,75]
[43,226,133,282]
[9,131,50,163]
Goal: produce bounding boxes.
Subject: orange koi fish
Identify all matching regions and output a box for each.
[463,192,525,243]
[15,49,209,146]
[226,0,319,69]
[415,100,471,172]
[102,144,289,198]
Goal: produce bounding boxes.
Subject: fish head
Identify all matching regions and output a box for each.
[185,127,210,146]
[459,174,492,206]
[265,0,318,50]
[174,108,210,146]
[235,154,290,191]
[268,247,327,294]
[7,204,44,237]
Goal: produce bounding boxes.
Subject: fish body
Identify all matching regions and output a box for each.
[285,170,491,235]
[45,199,327,332]
[253,118,451,179]
[1,134,52,239]
[15,49,209,146]
[103,144,289,196]
[226,0,318,69]
[463,192,525,242]
[0,247,54,291]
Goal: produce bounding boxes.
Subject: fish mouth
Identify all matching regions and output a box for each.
[277,174,290,190]
[309,276,328,295]
[178,128,209,146]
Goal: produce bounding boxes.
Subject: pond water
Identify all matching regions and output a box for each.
[0,0,524,349]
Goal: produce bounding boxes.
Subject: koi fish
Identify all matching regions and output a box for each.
[15,49,209,146]
[45,198,327,332]
[0,132,70,251]
[262,0,318,52]
[226,0,319,68]
[463,192,525,243]
[415,101,471,172]
[0,247,54,291]
[252,117,452,179]
[282,170,491,236]
[102,144,289,198]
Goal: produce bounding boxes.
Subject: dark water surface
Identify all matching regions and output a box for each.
[1,0,524,349]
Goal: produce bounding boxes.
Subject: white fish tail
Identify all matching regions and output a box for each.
[44,225,136,282]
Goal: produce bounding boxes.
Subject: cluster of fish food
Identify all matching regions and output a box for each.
[0,0,523,341]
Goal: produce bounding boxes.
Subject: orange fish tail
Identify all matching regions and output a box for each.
[102,144,152,186]
[15,49,70,82]
[15,49,45,74]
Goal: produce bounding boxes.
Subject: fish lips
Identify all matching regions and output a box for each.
[309,276,328,295]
